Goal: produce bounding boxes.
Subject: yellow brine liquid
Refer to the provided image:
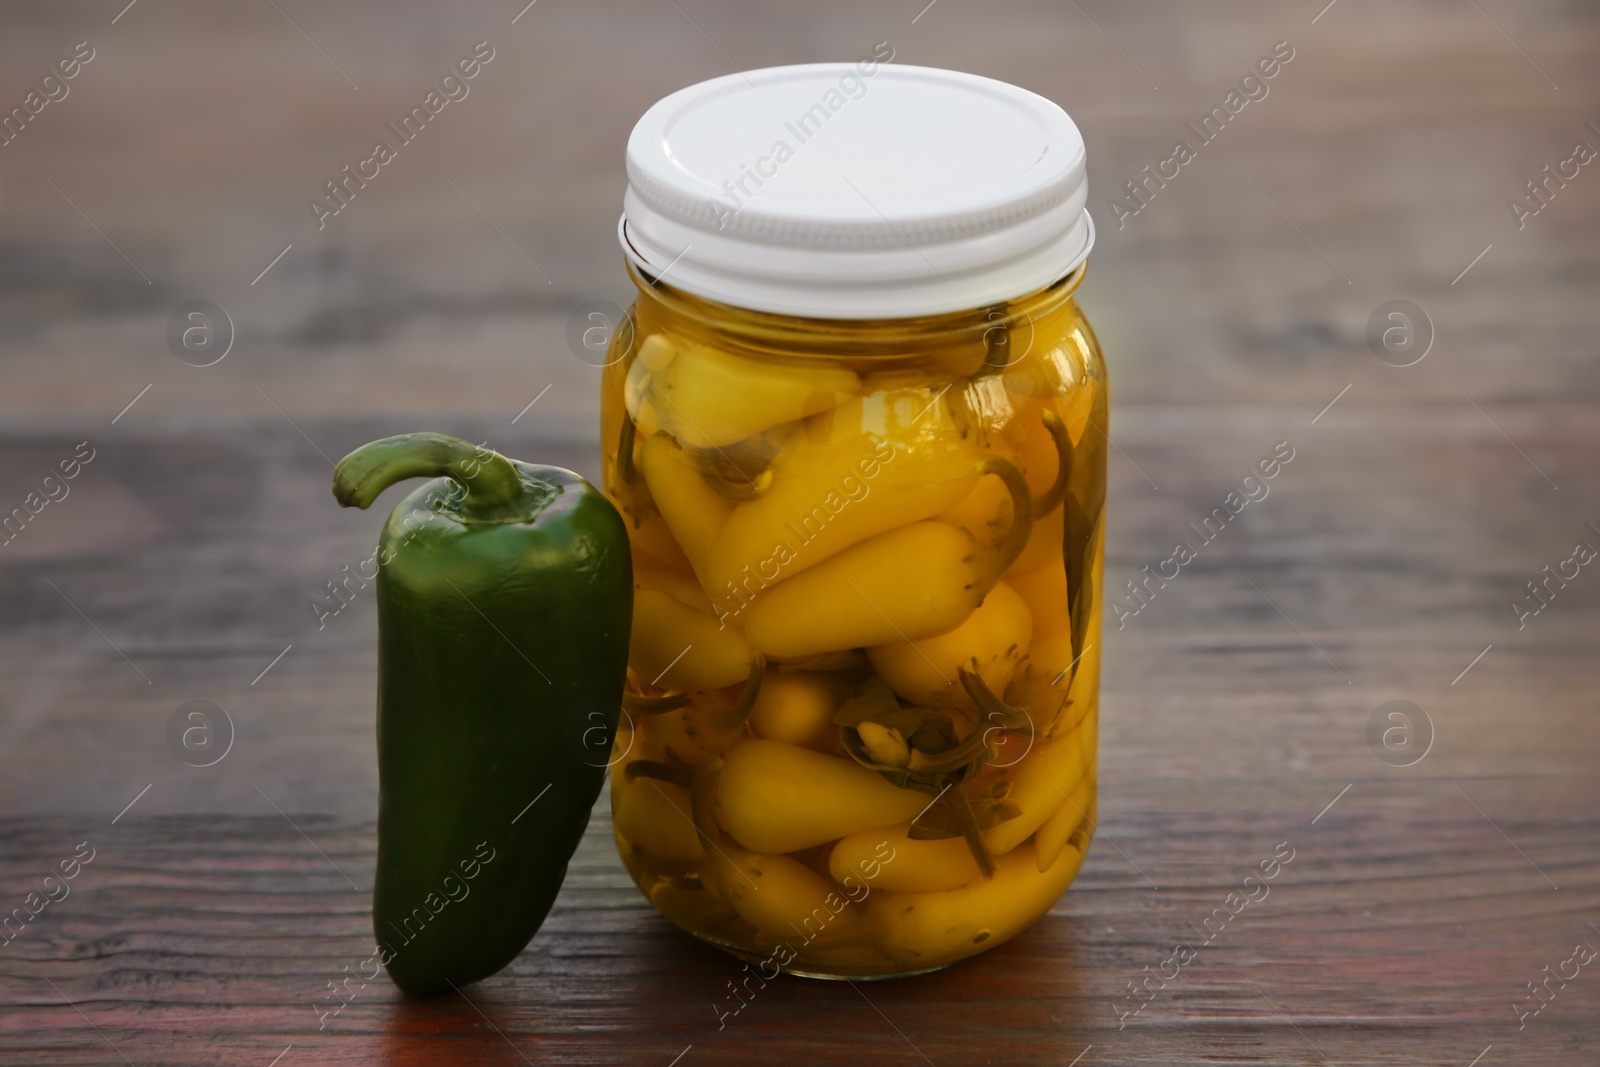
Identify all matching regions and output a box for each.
[601,261,1106,978]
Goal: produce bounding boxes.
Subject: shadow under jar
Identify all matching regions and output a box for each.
[600,62,1105,978]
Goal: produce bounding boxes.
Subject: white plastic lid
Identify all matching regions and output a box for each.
[620,61,1093,320]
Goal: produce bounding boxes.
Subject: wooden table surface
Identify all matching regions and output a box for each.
[2,1,1597,1064]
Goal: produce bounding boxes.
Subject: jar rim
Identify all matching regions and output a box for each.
[625,252,1087,359]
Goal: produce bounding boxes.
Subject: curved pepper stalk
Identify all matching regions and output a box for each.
[332,432,633,995]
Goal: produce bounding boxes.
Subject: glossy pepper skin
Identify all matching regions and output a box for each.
[332,433,632,995]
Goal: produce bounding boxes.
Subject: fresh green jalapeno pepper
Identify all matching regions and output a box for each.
[333,432,632,995]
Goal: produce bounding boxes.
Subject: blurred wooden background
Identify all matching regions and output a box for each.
[1,0,1597,1063]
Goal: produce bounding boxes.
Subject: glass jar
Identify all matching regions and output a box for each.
[602,61,1105,978]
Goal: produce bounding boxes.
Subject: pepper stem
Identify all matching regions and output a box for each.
[624,759,697,788]
[1033,409,1074,518]
[332,433,523,513]
[622,690,691,716]
[980,456,1034,572]
[709,654,767,734]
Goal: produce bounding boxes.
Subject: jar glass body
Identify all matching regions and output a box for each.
[600,263,1106,978]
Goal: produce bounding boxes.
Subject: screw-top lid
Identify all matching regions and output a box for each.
[621,61,1093,319]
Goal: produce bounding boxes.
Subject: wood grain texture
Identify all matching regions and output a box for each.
[2,0,1598,1063]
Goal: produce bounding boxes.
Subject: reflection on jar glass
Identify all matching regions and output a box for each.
[602,62,1105,978]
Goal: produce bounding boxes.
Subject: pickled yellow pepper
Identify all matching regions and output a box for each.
[703,395,982,612]
[742,458,1033,658]
[639,333,861,449]
[868,580,1033,708]
[716,739,929,853]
